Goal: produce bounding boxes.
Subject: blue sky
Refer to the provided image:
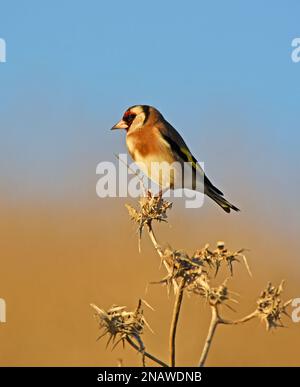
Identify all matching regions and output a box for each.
[0,0,299,221]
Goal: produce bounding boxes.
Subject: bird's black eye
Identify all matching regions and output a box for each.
[123,112,136,124]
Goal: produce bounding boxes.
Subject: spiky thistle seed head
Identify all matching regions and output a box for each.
[151,245,238,311]
[256,281,291,331]
[206,283,230,306]
[126,192,172,230]
[90,299,153,352]
[189,276,236,309]
[193,242,252,277]
[152,242,250,296]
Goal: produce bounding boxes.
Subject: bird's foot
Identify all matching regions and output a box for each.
[145,189,163,199]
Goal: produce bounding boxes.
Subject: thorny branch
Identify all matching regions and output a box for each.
[126,337,168,367]
[199,280,291,366]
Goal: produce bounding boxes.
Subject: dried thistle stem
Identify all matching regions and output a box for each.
[199,307,258,367]
[199,305,220,367]
[146,221,179,293]
[147,221,163,255]
[169,277,186,367]
[222,311,258,325]
[126,336,168,367]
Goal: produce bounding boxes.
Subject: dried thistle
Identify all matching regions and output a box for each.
[192,277,230,304]
[96,194,292,367]
[255,281,291,330]
[152,242,250,297]
[149,247,204,296]
[90,299,152,357]
[193,241,252,277]
[126,192,172,248]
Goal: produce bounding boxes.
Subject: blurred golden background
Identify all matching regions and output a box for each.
[0,192,299,366]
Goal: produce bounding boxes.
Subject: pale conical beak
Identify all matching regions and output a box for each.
[110,119,128,130]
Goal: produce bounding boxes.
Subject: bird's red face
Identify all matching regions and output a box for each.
[122,110,137,127]
[111,109,137,131]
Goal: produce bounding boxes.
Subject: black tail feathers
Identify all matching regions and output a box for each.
[204,176,239,213]
[207,188,240,213]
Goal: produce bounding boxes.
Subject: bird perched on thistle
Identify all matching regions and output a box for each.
[111,105,239,213]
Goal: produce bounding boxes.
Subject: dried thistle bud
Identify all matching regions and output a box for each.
[152,242,251,299]
[256,281,291,331]
[151,247,205,293]
[207,283,229,306]
[126,192,172,245]
[193,242,251,277]
[217,241,225,251]
[190,277,236,310]
[90,299,153,353]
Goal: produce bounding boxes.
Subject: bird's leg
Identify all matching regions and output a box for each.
[146,188,165,199]
[158,188,168,198]
[146,189,152,199]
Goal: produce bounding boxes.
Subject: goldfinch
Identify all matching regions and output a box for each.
[111,105,239,213]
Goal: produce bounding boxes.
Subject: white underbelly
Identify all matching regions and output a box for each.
[133,152,204,191]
